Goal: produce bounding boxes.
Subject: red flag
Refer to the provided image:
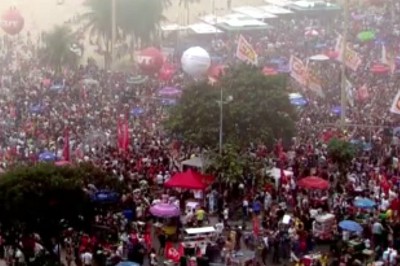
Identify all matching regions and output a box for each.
[62,128,70,161]
[165,242,181,262]
[121,118,130,152]
[117,117,129,152]
[280,167,288,185]
[252,215,260,237]
[117,118,123,150]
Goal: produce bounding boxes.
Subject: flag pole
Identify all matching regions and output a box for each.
[111,0,117,70]
[340,0,349,129]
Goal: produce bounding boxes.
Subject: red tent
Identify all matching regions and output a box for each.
[164,169,209,190]
[297,176,330,190]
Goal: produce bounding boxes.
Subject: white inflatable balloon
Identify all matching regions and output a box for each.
[181,46,211,77]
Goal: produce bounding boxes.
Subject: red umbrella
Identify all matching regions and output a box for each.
[297,176,330,190]
[370,64,389,74]
[262,67,278,76]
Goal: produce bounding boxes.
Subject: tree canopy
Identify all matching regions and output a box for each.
[40,25,78,72]
[166,64,297,149]
[0,163,119,237]
[327,138,356,173]
[80,0,165,62]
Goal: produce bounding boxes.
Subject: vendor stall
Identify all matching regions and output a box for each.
[312,213,336,240]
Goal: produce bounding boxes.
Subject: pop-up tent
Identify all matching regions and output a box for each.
[266,167,294,188]
[164,169,213,190]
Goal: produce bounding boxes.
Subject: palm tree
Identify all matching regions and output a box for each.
[118,0,165,48]
[80,0,165,66]
[80,0,116,68]
[40,25,78,73]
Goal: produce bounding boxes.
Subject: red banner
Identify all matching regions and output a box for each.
[117,118,129,152]
[165,242,182,262]
[62,128,70,161]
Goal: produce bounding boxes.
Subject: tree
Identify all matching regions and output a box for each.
[166,64,297,149]
[118,0,164,48]
[327,138,356,173]
[206,144,269,187]
[40,25,78,73]
[80,0,118,68]
[80,0,165,66]
[0,163,119,240]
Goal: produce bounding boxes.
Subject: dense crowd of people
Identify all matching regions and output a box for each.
[1,0,400,265]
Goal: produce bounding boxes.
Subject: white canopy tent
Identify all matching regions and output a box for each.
[264,0,293,7]
[188,23,222,34]
[232,6,277,20]
[258,5,294,15]
[200,13,269,31]
[266,167,294,188]
[161,23,187,32]
[180,156,205,171]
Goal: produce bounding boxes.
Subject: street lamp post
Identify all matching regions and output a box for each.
[340,0,349,129]
[111,0,117,70]
[217,88,233,154]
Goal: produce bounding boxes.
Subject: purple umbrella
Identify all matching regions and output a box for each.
[158,87,182,97]
[150,203,180,218]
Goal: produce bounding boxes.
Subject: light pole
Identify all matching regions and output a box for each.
[217,88,233,154]
[340,0,349,129]
[111,0,117,70]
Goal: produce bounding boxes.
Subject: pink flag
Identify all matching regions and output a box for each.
[62,128,70,161]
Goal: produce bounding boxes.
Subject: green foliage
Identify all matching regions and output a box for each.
[166,64,296,149]
[206,144,247,185]
[81,0,164,53]
[0,163,118,236]
[327,138,356,171]
[206,144,268,186]
[118,0,164,46]
[40,25,78,72]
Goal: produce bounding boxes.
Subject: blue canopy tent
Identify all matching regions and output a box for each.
[290,97,308,107]
[338,220,363,233]
[354,198,376,209]
[39,151,56,162]
[91,190,119,203]
[116,262,140,266]
[50,83,65,92]
[161,98,177,106]
[130,107,145,116]
[30,104,44,114]
[331,106,341,115]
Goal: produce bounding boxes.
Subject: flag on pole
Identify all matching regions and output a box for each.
[390,90,400,115]
[335,34,362,71]
[289,55,307,86]
[305,59,324,97]
[381,44,388,65]
[345,77,354,107]
[62,128,70,161]
[236,35,258,65]
[117,117,130,152]
[381,44,396,74]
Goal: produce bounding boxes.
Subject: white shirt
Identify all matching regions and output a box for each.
[223,208,229,220]
[156,174,164,185]
[81,252,93,265]
[215,222,224,234]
